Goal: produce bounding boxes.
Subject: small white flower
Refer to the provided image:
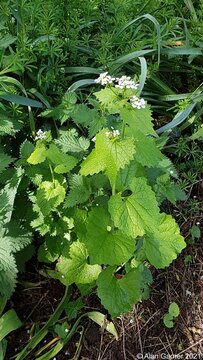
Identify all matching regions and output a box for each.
[115,76,139,90]
[35,129,47,140]
[193,195,197,199]
[130,96,146,109]
[105,129,120,138]
[170,170,174,175]
[61,275,65,278]
[65,328,69,333]
[95,72,115,86]
[96,203,99,207]
[113,129,120,137]
[196,221,200,225]
[105,131,111,138]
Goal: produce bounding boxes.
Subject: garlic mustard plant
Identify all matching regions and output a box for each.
[20,73,187,318]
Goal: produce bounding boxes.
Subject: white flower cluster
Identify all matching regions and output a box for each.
[94,72,115,86]
[94,72,139,90]
[115,75,138,90]
[130,96,146,109]
[35,129,47,140]
[105,129,120,138]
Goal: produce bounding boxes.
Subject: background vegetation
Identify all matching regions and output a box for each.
[0,0,202,358]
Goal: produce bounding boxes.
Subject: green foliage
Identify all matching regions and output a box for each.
[0,0,202,353]
[109,177,160,238]
[163,302,180,328]
[19,76,186,317]
[0,169,32,298]
[0,308,22,359]
[97,266,149,317]
[57,241,101,285]
[80,129,135,187]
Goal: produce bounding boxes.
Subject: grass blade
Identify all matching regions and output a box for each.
[156,103,195,134]
[0,93,43,108]
[158,93,191,101]
[68,79,95,92]
[138,57,147,95]
[0,76,27,96]
[183,0,198,21]
[110,49,155,72]
[115,14,161,65]
[65,67,102,75]
[161,47,202,56]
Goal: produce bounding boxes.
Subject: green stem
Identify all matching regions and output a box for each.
[112,182,116,196]
[14,287,70,360]
[48,162,55,183]
[121,121,126,139]
[36,322,85,360]
[28,107,36,136]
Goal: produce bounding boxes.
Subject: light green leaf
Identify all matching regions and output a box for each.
[94,88,119,113]
[163,313,174,328]
[80,129,135,187]
[57,241,101,285]
[133,131,164,167]
[87,311,118,339]
[0,309,22,341]
[143,213,186,269]
[27,144,47,165]
[36,180,66,216]
[64,174,91,208]
[86,208,135,265]
[120,106,157,136]
[55,129,90,153]
[109,177,159,238]
[46,144,78,173]
[190,126,203,140]
[168,302,180,317]
[97,266,143,317]
[116,160,145,191]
